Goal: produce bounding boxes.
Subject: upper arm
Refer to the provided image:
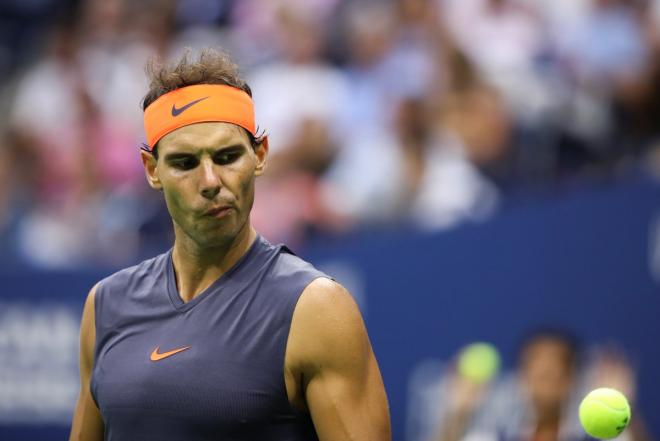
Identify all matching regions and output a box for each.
[287,278,391,441]
[69,283,104,441]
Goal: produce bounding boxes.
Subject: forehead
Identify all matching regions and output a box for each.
[158,122,250,153]
[522,339,572,367]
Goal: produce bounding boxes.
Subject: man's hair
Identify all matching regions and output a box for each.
[141,48,264,156]
[517,327,580,370]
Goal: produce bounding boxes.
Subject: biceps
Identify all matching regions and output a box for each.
[306,352,391,441]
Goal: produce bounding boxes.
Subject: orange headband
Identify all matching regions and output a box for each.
[143,84,257,149]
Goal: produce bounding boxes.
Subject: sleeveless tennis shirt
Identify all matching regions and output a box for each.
[90,235,326,441]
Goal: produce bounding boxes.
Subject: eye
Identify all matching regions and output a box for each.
[171,157,198,170]
[214,149,243,165]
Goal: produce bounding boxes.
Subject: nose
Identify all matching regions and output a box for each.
[199,158,221,200]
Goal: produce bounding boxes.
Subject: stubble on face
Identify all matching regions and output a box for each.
[156,122,259,252]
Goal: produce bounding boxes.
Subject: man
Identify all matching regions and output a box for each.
[68,49,391,441]
[419,330,580,441]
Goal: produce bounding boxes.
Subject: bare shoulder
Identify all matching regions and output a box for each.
[296,277,361,320]
[288,277,369,371]
[294,277,365,337]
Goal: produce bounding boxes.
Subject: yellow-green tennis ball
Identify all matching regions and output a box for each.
[579,388,631,439]
[457,342,500,383]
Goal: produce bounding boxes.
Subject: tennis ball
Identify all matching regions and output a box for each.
[579,388,631,439]
[457,342,500,383]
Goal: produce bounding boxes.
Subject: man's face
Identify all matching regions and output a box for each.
[521,339,574,415]
[141,122,267,248]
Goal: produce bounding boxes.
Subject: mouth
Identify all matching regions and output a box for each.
[204,205,234,219]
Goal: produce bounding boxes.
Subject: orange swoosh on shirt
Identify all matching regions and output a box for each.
[150,345,191,361]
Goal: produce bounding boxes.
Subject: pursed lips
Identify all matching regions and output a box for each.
[204,205,233,217]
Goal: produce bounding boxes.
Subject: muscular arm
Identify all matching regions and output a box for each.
[69,284,104,441]
[287,278,391,441]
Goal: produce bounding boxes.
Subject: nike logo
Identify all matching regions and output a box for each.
[171,97,209,116]
[150,345,191,361]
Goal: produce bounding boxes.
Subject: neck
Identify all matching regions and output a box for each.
[531,406,562,441]
[532,421,560,441]
[171,222,257,303]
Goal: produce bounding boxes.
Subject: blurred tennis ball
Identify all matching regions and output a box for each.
[579,388,631,439]
[457,342,500,383]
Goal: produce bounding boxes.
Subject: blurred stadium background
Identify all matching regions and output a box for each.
[0,0,659,440]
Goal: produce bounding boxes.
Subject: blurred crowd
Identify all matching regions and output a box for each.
[1,0,659,268]
[408,331,653,441]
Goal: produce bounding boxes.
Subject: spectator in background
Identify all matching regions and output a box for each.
[438,0,550,122]
[9,26,101,267]
[320,1,426,225]
[338,1,400,134]
[322,0,502,230]
[2,0,660,267]
[7,0,172,267]
[554,0,651,171]
[603,1,660,163]
[248,4,347,161]
[429,331,582,441]
[0,136,15,238]
[248,3,350,245]
[231,0,341,65]
[562,0,648,90]
[409,81,505,231]
[409,330,652,441]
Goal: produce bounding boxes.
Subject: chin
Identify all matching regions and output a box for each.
[202,224,246,247]
[197,229,235,246]
[179,213,247,247]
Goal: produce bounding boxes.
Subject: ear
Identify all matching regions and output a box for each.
[254,136,269,177]
[140,149,162,191]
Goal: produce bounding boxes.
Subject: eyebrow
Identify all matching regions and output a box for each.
[163,144,246,161]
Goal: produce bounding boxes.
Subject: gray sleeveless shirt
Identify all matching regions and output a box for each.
[90,235,326,440]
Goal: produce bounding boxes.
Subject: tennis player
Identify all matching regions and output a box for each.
[68,49,391,441]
